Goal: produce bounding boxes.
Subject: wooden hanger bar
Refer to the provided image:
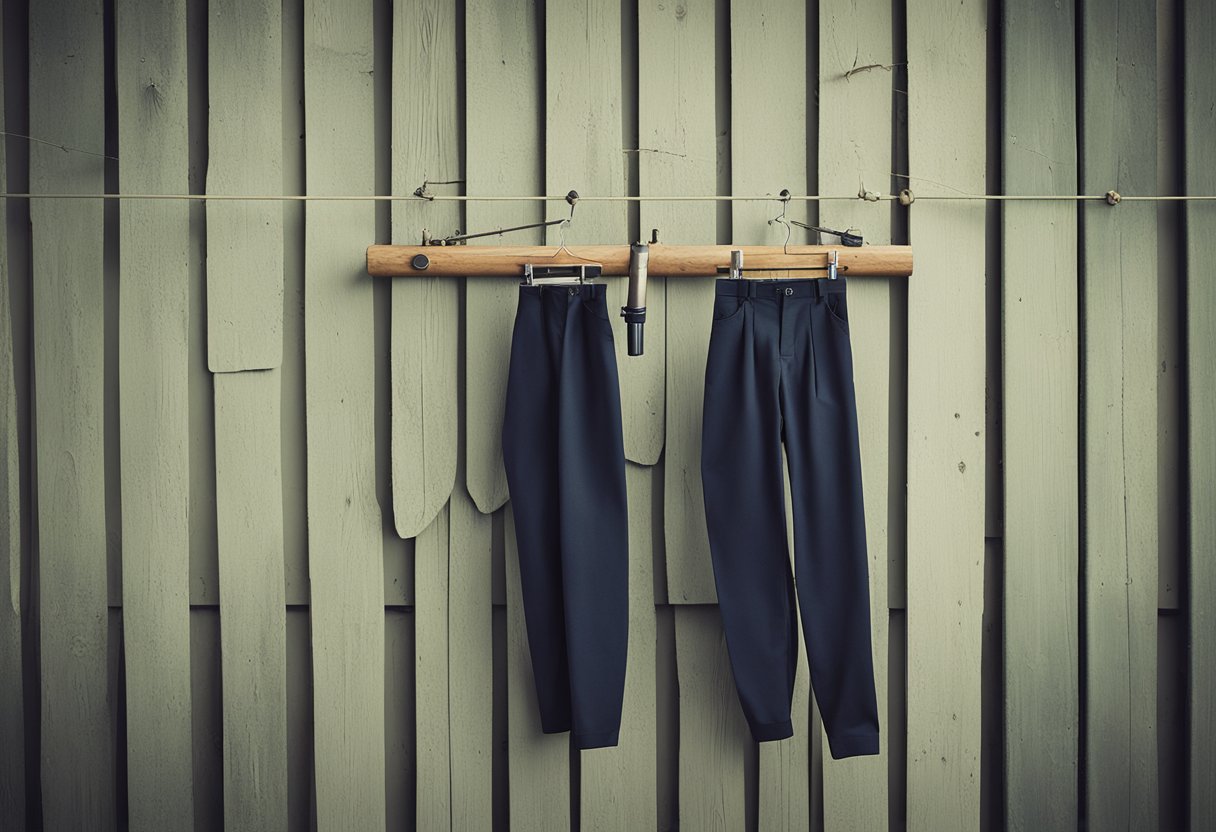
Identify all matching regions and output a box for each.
[366,244,913,278]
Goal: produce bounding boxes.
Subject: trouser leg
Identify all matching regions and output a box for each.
[555,283,629,749]
[701,281,800,741]
[781,278,880,760]
[502,286,571,733]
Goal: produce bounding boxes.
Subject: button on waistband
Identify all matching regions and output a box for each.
[784,287,793,296]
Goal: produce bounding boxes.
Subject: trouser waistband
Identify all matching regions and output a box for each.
[714,277,845,298]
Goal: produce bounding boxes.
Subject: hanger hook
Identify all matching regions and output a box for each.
[767,189,794,254]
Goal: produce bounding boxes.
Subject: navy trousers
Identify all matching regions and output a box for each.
[700,277,880,760]
[501,282,629,749]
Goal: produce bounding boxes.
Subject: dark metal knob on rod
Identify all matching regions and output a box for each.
[622,242,649,357]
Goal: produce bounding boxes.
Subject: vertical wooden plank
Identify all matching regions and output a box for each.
[1080,0,1159,828]
[0,8,26,818]
[449,474,493,830]
[905,1,986,829]
[1157,612,1185,832]
[187,0,221,607]
[675,605,748,831]
[546,0,665,466]
[731,1,811,826]
[116,1,195,826]
[1002,1,1079,828]
[29,1,113,827]
[819,0,894,813]
[281,0,310,608]
[206,0,283,372]
[189,609,224,832]
[214,371,288,831]
[731,0,805,245]
[303,0,386,827]
[384,608,416,830]
[390,0,459,538]
[504,504,569,830]
[464,0,542,515]
[416,503,452,831]
[1154,0,1182,615]
[640,0,718,605]
[1184,1,1216,826]
[285,609,316,832]
[580,463,658,829]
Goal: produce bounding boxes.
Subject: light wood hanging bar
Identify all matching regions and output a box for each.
[366,243,913,278]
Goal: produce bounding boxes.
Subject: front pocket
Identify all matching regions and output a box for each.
[711,295,746,322]
[824,292,849,329]
[581,293,613,322]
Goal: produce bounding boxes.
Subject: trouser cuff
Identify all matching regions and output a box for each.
[750,719,794,742]
[574,729,620,749]
[827,732,880,759]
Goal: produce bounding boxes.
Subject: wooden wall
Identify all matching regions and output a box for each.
[0,0,1209,829]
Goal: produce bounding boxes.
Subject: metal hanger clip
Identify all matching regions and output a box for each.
[522,262,602,286]
[719,248,842,280]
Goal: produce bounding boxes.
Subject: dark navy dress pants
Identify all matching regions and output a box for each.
[700,277,880,759]
[502,282,629,749]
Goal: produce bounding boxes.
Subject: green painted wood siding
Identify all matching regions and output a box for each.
[0,0,1204,830]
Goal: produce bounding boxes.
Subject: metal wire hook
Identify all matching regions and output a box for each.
[767,189,795,254]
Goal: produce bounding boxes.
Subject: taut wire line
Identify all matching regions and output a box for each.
[0,192,1213,203]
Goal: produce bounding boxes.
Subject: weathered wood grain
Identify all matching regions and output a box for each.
[303,0,386,826]
[731,0,805,246]
[213,371,288,831]
[0,15,26,820]
[546,0,665,466]
[639,0,718,605]
[1080,1,1159,828]
[416,503,452,830]
[580,463,658,829]
[1184,3,1216,827]
[463,0,542,515]
[504,504,569,830]
[675,605,748,831]
[391,0,459,538]
[448,473,493,830]
[29,1,114,827]
[731,0,812,824]
[905,1,987,828]
[206,0,283,372]
[1002,1,1080,828]
[116,1,195,826]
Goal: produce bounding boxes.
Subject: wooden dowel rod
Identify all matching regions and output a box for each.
[366,244,913,278]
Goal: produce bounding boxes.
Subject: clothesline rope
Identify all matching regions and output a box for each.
[0,192,1213,202]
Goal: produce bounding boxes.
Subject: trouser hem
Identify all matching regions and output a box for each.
[827,732,880,759]
[750,719,794,742]
[573,729,620,749]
